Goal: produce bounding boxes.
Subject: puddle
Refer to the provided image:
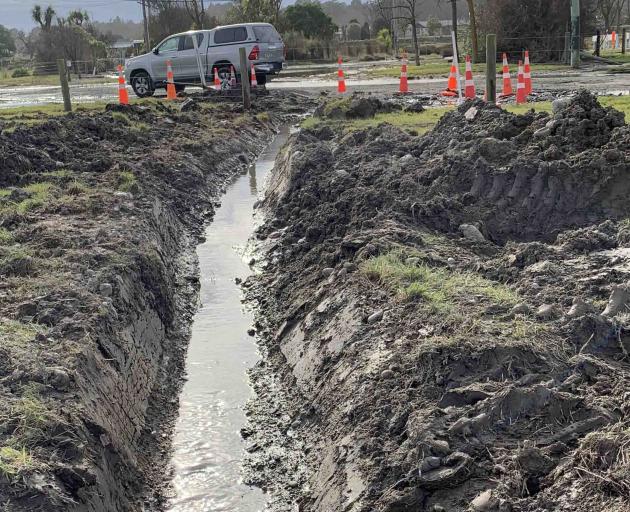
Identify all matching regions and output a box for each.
[166,128,290,511]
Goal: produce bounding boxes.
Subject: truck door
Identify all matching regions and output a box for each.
[152,35,181,83]
[177,33,206,82]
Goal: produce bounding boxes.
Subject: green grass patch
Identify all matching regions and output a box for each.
[0,246,35,276]
[42,169,73,179]
[65,180,89,196]
[0,189,10,198]
[16,182,54,213]
[0,319,43,345]
[0,227,14,245]
[8,385,63,448]
[0,446,34,479]
[111,111,130,125]
[361,250,518,312]
[368,55,570,79]
[117,170,138,192]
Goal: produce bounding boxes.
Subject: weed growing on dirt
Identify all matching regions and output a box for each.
[362,250,518,312]
[117,170,138,193]
[0,446,34,479]
[0,189,11,198]
[0,246,35,276]
[8,385,63,447]
[0,227,13,245]
[43,169,73,179]
[111,112,131,125]
[65,180,89,196]
[0,320,43,346]
[256,112,271,123]
[16,182,55,213]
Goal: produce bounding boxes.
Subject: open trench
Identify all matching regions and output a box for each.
[166,128,290,511]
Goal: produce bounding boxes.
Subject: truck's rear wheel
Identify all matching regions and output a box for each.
[131,71,154,98]
[255,73,267,86]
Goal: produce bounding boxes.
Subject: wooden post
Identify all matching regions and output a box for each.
[595,29,601,56]
[57,59,72,112]
[623,28,627,54]
[485,34,496,104]
[239,47,251,110]
[571,0,580,69]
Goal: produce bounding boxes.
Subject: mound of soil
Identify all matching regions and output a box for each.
[244,92,630,512]
[0,92,313,511]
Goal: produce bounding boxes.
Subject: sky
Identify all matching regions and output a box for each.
[2,0,146,30]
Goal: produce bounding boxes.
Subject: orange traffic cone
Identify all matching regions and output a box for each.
[337,56,346,93]
[441,63,458,97]
[230,65,237,87]
[213,67,221,91]
[117,65,129,105]
[464,55,475,99]
[612,30,617,49]
[500,53,513,97]
[399,51,409,93]
[516,60,527,104]
[523,50,532,95]
[166,60,177,100]
[250,63,258,88]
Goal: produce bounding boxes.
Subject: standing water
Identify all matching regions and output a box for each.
[167,129,289,511]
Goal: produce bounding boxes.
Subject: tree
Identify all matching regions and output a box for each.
[375,0,421,64]
[284,3,337,40]
[465,0,478,62]
[0,25,16,57]
[427,16,442,35]
[361,21,371,39]
[32,5,56,31]
[347,19,362,39]
[377,27,393,51]
[597,0,628,31]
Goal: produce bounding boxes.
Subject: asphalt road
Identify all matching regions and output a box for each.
[0,66,628,109]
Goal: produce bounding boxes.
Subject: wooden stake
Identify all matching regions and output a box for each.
[239,47,251,110]
[486,34,496,103]
[57,59,72,112]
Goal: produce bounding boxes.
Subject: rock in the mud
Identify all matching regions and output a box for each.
[380,369,395,379]
[99,283,113,297]
[322,267,334,277]
[335,169,350,178]
[422,438,450,457]
[399,154,417,168]
[419,456,441,473]
[47,368,71,391]
[511,303,531,316]
[464,106,478,120]
[535,304,560,320]
[459,224,486,243]
[552,97,572,113]
[471,490,498,511]
[417,452,473,490]
[247,328,256,337]
[601,283,630,317]
[566,298,595,318]
[448,417,472,436]
[368,309,384,324]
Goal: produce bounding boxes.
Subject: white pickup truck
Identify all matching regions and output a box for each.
[124,23,285,97]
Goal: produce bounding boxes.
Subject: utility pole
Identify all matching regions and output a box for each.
[141,0,150,52]
[486,34,496,104]
[200,0,206,29]
[571,0,580,68]
[450,0,458,41]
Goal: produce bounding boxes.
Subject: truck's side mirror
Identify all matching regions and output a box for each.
[153,48,159,55]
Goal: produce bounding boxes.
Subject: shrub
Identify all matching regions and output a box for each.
[11,68,30,78]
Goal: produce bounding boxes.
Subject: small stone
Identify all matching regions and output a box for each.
[471,490,497,511]
[367,309,384,324]
[465,106,478,121]
[459,224,486,243]
[269,231,282,239]
[399,154,416,167]
[47,368,71,391]
[343,262,357,272]
[536,303,560,320]
[248,257,256,266]
[602,283,630,317]
[247,328,256,337]
[419,456,442,473]
[113,191,133,199]
[423,438,450,456]
[533,127,550,138]
[566,298,595,318]
[511,303,531,316]
[335,169,350,178]
[551,97,572,113]
[322,267,334,277]
[99,283,113,297]
[448,417,472,436]
[380,369,395,379]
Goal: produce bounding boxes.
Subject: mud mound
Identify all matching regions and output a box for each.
[244,92,630,512]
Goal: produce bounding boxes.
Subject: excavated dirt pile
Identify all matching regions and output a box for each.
[244,91,630,512]
[0,92,312,511]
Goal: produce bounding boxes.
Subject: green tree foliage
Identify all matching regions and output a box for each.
[360,22,371,39]
[376,27,392,51]
[346,20,362,40]
[284,2,337,40]
[427,17,442,36]
[0,25,16,57]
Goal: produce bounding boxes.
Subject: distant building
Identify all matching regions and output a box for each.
[108,39,144,59]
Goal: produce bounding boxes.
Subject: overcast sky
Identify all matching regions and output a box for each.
[3,0,147,30]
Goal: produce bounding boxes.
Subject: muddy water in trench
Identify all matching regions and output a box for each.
[167,130,289,511]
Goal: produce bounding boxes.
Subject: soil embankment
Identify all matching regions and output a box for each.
[245,92,630,512]
[0,93,311,511]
